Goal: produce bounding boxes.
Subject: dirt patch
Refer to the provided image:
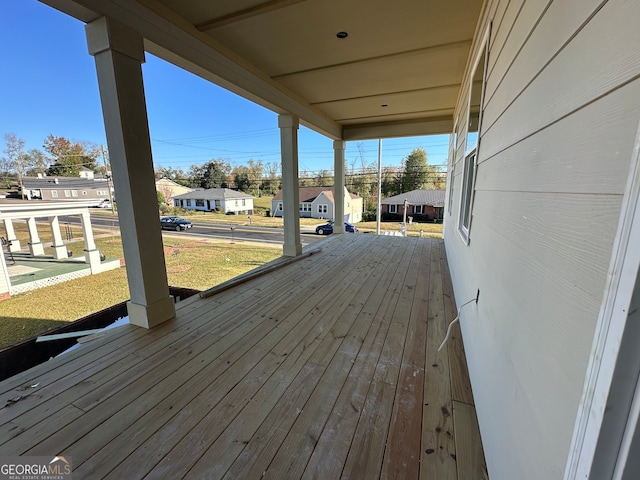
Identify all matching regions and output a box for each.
[167,265,191,274]
[164,242,209,255]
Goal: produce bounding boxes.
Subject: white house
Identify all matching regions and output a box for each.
[6,1,640,478]
[173,188,254,214]
[272,186,362,223]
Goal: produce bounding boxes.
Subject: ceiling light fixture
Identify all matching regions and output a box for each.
[336,31,348,39]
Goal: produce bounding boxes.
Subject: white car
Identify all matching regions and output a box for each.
[98,199,112,209]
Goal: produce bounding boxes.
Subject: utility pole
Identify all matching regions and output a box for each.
[376,139,382,235]
[101,145,116,213]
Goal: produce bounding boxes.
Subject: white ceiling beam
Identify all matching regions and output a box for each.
[342,116,453,141]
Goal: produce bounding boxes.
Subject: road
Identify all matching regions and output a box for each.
[60,214,323,247]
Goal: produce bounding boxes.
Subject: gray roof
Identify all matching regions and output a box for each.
[381,189,445,207]
[22,177,107,189]
[173,188,253,200]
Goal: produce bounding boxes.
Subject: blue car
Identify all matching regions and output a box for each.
[315,221,358,235]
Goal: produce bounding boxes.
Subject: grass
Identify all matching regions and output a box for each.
[0,237,280,349]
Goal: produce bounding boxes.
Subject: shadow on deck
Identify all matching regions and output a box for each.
[0,234,487,479]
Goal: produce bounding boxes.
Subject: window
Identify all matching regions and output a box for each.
[195,199,205,207]
[235,200,238,206]
[242,199,246,206]
[458,38,487,243]
[299,203,311,212]
[414,205,423,214]
[64,190,71,197]
[278,202,283,211]
[389,204,397,214]
[317,204,328,214]
[459,151,477,240]
[186,199,192,207]
[71,190,78,197]
[51,190,58,198]
[82,191,87,196]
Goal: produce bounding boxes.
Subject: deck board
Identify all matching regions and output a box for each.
[0,235,486,479]
[422,240,457,480]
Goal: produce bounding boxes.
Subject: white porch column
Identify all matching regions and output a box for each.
[279,114,302,256]
[3,219,21,252]
[333,140,346,233]
[86,17,175,328]
[26,217,45,256]
[49,216,68,259]
[80,211,101,272]
[0,250,10,301]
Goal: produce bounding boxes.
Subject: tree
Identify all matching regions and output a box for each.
[233,165,252,192]
[262,161,281,195]
[247,159,264,195]
[155,165,190,187]
[190,159,231,189]
[2,133,31,195]
[44,135,100,176]
[400,147,438,192]
[313,169,333,187]
[24,149,49,176]
[381,166,402,197]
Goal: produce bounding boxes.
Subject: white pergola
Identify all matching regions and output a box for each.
[0,202,109,299]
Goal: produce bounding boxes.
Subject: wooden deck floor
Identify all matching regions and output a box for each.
[0,235,487,479]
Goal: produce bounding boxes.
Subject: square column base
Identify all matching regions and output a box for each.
[85,248,102,273]
[52,245,69,259]
[283,243,302,257]
[127,296,175,329]
[29,242,45,256]
[7,239,21,252]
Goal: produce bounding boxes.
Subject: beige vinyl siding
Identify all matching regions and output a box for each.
[444,0,640,478]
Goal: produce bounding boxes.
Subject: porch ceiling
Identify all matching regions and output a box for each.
[41,0,483,140]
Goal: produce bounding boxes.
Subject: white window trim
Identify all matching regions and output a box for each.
[414,205,423,214]
[51,190,58,198]
[389,204,397,214]
[458,149,477,244]
[458,28,489,244]
[447,128,458,216]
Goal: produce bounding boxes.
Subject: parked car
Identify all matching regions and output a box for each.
[97,199,112,209]
[315,221,358,235]
[160,216,193,231]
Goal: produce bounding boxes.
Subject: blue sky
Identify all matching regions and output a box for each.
[1,0,450,175]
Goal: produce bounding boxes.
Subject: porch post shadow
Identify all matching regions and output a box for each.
[86,17,175,328]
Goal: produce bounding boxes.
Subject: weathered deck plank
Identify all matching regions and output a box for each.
[0,235,486,480]
[421,240,457,480]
